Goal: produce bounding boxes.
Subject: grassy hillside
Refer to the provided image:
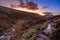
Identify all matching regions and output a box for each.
[0,6,46,40]
[0,6,60,40]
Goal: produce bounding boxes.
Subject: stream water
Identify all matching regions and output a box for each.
[37,23,51,40]
[0,28,15,40]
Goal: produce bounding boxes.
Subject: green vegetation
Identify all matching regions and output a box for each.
[20,22,47,40]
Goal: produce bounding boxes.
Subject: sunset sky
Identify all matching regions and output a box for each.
[0,0,60,13]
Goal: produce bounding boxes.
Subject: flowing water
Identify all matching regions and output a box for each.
[37,23,51,40]
[0,28,15,40]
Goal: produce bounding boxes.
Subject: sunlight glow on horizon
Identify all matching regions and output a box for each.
[11,7,46,16]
